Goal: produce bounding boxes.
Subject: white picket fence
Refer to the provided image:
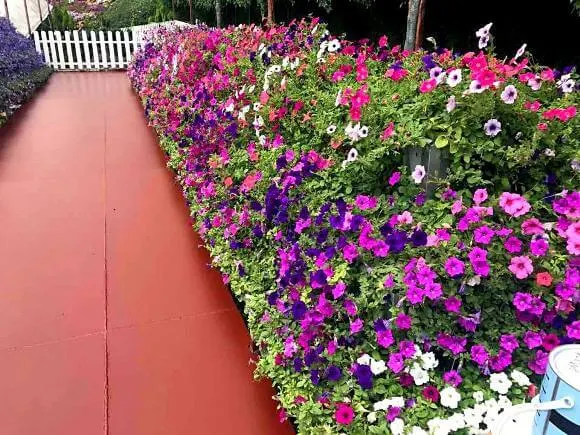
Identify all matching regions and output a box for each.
[33,29,143,70]
[32,21,196,71]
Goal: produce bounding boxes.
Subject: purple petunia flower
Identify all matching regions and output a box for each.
[444,257,465,277]
[484,118,502,137]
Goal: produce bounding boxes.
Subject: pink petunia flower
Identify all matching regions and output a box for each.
[509,256,533,279]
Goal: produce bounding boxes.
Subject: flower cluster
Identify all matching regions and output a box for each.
[129,20,579,434]
[0,18,52,126]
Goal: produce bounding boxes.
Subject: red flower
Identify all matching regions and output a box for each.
[536,272,553,287]
[334,403,354,425]
[527,384,538,398]
[422,385,440,402]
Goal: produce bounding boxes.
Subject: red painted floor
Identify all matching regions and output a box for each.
[0,72,293,435]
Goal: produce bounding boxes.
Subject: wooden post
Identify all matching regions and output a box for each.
[23,0,32,35]
[3,0,10,20]
[404,0,420,51]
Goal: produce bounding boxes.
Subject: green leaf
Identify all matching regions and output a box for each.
[435,136,449,148]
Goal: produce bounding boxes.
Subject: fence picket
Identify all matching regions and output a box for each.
[115,31,123,68]
[82,31,91,69]
[54,31,66,69]
[106,31,116,69]
[64,31,74,69]
[39,31,51,66]
[98,31,108,69]
[33,31,41,56]
[48,32,59,70]
[123,30,131,63]
[90,30,99,69]
[73,30,83,70]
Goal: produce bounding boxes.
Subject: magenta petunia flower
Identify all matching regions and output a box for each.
[504,236,523,253]
[473,188,488,205]
[377,328,395,348]
[334,403,355,425]
[474,225,495,244]
[499,334,519,353]
[444,257,465,277]
[528,350,548,375]
[388,171,401,186]
[470,344,489,366]
[443,370,463,387]
[523,331,544,349]
[444,296,462,313]
[499,192,531,217]
[521,218,545,235]
[395,312,412,330]
[387,352,405,373]
[530,238,549,257]
[509,256,533,279]
[566,321,580,339]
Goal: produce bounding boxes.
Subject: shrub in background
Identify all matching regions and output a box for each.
[0,18,52,127]
[130,21,578,434]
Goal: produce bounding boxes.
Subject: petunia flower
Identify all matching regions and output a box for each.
[509,256,533,279]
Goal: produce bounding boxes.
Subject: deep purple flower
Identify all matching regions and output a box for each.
[410,229,428,247]
[292,301,307,320]
[326,365,342,381]
[354,363,373,389]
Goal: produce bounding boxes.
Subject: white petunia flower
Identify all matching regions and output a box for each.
[440,386,461,409]
[469,80,486,94]
[463,408,484,427]
[373,399,390,411]
[544,148,556,157]
[446,68,462,87]
[390,418,405,435]
[327,39,341,52]
[341,148,359,169]
[410,426,429,435]
[248,85,256,93]
[253,102,262,111]
[561,78,575,93]
[410,363,430,385]
[335,89,342,107]
[446,95,457,112]
[467,275,481,286]
[489,372,512,395]
[515,43,527,59]
[367,411,377,423]
[476,23,493,38]
[370,359,387,375]
[326,125,337,135]
[472,391,484,402]
[428,418,450,435]
[501,85,518,104]
[411,165,426,184]
[345,123,368,142]
[448,413,466,431]
[356,353,371,366]
[498,395,512,409]
[420,352,439,370]
[511,369,531,386]
[478,35,490,49]
[359,125,369,138]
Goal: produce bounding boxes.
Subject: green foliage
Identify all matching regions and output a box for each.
[38,5,75,31]
[89,0,173,29]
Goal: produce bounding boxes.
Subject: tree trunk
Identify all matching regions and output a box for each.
[215,0,222,27]
[414,0,426,49]
[404,0,420,51]
[267,0,274,24]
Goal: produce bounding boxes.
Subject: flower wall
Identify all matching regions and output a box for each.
[129,20,579,434]
[0,18,52,127]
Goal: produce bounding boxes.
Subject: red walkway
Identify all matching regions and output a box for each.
[0,72,293,435]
